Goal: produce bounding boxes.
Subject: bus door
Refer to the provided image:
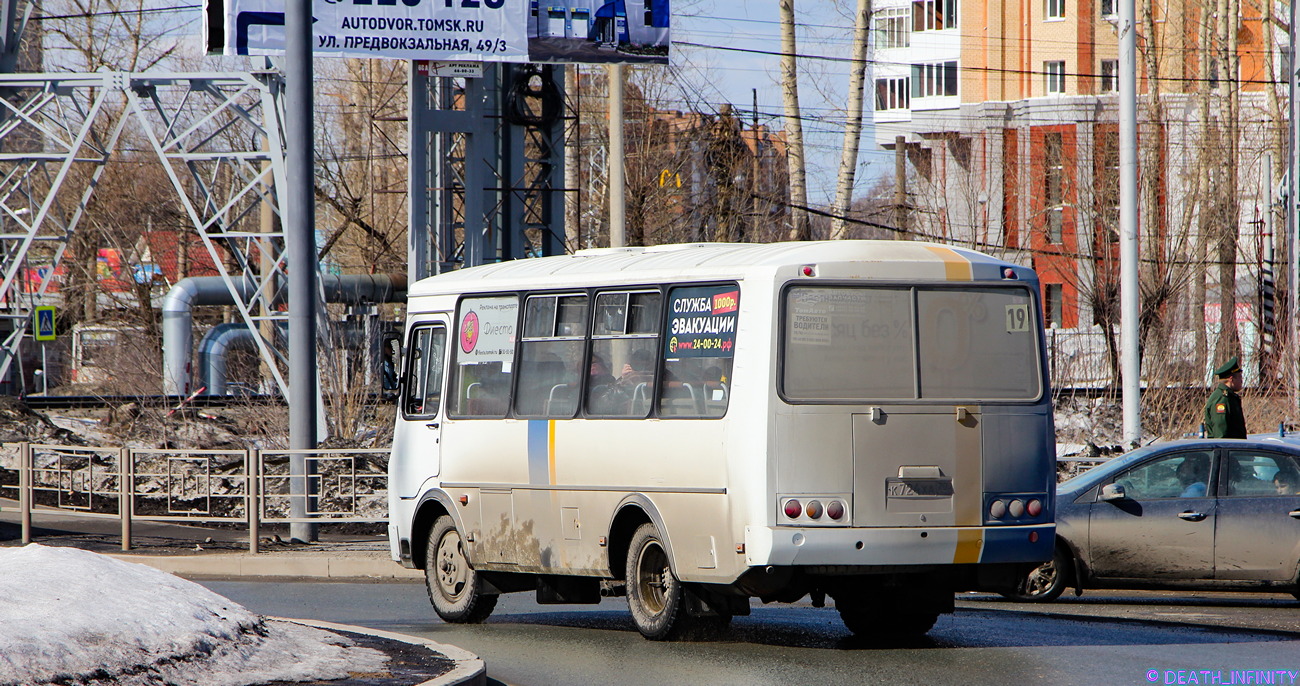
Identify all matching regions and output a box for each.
[851,405,982,529]
[392,317,450,498]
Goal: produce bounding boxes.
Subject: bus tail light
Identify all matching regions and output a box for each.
[779,494,850,525]
[987,493,1048,524]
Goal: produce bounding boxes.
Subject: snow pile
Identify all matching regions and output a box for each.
[0,544,388,686]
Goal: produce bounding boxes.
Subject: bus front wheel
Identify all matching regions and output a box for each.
[626,522,698,640]
[425,516,497,623]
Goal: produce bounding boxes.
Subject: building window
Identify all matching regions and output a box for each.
[1100,0,1115,15]
[1044,131,1064,244]
[874,7,911,49]
[1046,0,1065,19]
[875,76,911,111]
[911,60,959,98]
[912,0,957,31]
[1045,61,1066,94]
[1100,59,1118,93]
[1045,284,1064,328]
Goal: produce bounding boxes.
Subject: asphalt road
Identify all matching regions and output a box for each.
[202,580,1300,686]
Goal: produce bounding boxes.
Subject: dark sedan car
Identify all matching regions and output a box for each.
[1004,436,1300,601]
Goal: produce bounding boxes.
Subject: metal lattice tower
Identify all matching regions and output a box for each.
[408,63,566,279]
[0,69,293,395]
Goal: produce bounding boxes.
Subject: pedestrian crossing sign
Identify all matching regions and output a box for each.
[34,306,55,341]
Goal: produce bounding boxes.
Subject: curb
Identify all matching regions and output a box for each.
[106,553,425,580]
[282,618,486,686]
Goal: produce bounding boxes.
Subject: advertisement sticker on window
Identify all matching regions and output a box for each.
[458,297,518,366]
[665,286,739,358]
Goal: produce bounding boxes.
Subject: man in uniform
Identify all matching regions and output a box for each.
[1203,356,1246,439]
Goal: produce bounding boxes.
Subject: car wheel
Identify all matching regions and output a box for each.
[425,515,497,623]
[999,546,1069,602]
[627,522,713,640]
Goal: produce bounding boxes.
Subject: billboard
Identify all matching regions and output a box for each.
[527,1,669,64]
[206,0,669,64]
[208,0,529,62]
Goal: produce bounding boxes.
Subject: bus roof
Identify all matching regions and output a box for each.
[408,240,1030,297]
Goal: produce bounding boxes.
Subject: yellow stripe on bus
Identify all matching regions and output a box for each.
[953,529,984,564]
[548,420,557,485]
[924,246,973,281]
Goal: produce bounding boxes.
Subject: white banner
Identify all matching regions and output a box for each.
[216,0,529,62]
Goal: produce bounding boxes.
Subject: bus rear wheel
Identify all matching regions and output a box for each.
[626,522,715,640]
[837,597,938,639]
[425,516,497,623]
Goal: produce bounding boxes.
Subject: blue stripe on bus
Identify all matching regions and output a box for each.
[527,420,549,485]
[978,526,1055,564]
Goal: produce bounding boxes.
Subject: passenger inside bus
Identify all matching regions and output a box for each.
[589,354,614,388]
[619,350,655,385]
[587,350,654,415]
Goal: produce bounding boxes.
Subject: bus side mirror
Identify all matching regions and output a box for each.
[381,332,401,398]
[1099,483,1127,502]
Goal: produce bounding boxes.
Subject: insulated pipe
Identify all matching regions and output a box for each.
[162,274,407,396]
[199,318,388,396]
[162,277,257,396]
[321,273,407,304]
[197,323,258,397]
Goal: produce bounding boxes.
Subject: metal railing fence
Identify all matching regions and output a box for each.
[4,442,388,554]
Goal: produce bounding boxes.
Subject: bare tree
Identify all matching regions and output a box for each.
[778,0,811,241]
[830,0,871,240]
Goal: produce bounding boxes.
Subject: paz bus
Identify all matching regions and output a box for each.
[387,240,1055,640]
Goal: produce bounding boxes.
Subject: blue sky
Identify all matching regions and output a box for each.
[670,1,892,201]
[72,1,886,205]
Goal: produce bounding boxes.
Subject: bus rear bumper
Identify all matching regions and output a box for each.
[744,524,1054,567]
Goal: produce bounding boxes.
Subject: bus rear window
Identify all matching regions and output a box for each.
[916,287,1040,399]
[783,287,914,400]
[782,285,1041,402]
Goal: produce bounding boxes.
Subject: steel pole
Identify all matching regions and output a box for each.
[285,0,318,542]
[408,61,430,281]
[1119,0,1141,444]
[608,64,625,248]
[1290,0,1300,416]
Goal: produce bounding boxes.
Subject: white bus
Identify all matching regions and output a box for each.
[388,241,1056,640]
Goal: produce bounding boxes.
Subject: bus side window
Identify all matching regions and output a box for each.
[449,295,519,418]
[402,325,446,418]
[659,285,737,418]
[586,291,660,418]
[515,294,586,418]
